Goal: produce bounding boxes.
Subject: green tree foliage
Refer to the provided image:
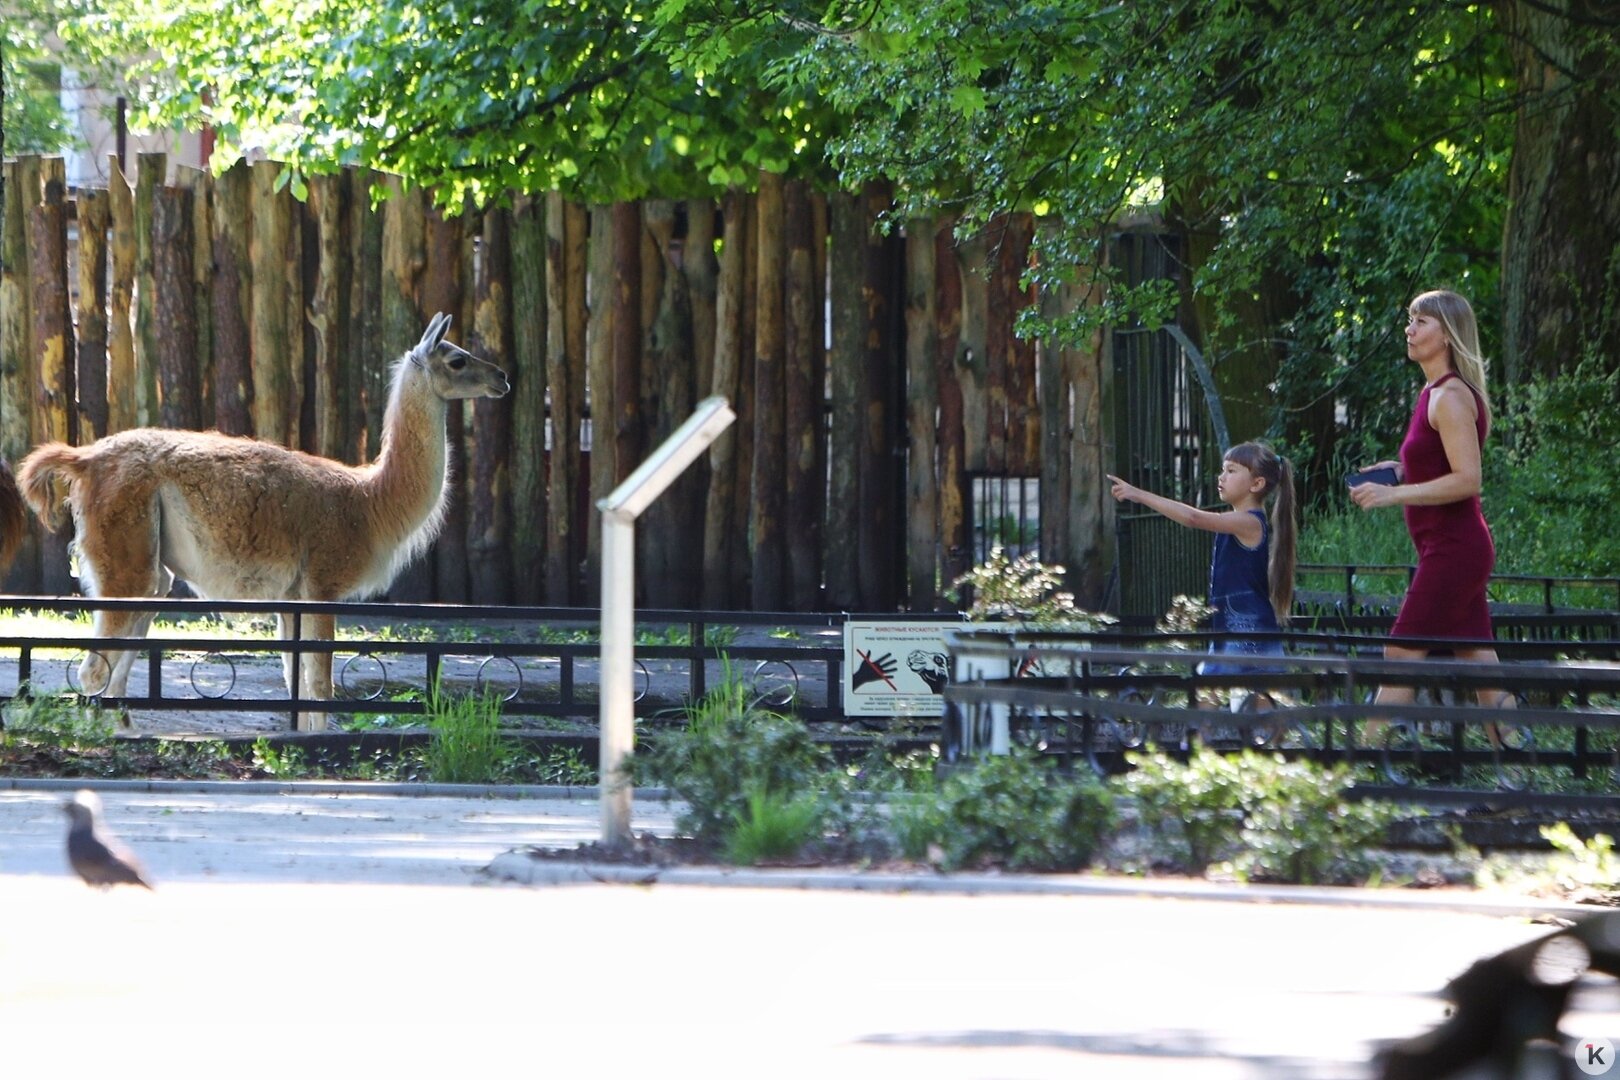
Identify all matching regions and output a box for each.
[3,0,76,156]
[59,0,837,205]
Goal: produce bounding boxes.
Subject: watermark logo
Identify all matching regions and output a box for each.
[1576,1037,1615,1076]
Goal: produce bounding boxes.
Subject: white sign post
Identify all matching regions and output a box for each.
[597,396,735,848]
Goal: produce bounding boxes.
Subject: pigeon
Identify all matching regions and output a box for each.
[63,790,153,890]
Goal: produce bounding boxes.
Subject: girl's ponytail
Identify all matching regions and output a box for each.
[1268,455,1297,622]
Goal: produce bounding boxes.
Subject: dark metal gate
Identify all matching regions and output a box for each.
[1110,234,1229,621]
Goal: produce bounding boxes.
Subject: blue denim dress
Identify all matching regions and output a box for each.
[1199,509,1284,676]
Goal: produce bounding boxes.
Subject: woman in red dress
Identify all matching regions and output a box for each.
[1349,289,1515,735]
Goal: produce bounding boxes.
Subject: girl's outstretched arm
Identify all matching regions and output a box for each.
[1107,475,1263,544]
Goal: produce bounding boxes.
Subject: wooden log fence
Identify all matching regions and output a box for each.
[0,155,1115,612]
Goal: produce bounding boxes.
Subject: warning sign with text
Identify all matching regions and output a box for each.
[841,620,969,717]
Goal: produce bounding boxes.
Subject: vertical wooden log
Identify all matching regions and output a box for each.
[180,166,215,427]
[1,158,39,592]
[133,152,165,428]
[824,188,863,610]
[584,204,615,604]
[509,195,548,605]
[468,207,514,604]
[641,219,699,609]
[728,194,759,605]
[307,172,350,459]
[545,192,588,604]
[686,198,719,410]
[75,188,111,443]
[1038,262,1069,570]
[30,159,76,593]
[563,199,588,599]
[700,190,747,610]
[936,220,970,588]
[209,160,253,436]
[250,160,293,443]
[905,214,940,610]
[348,169,386,462]
[1063,276,1111,610]
[292,182,313,452]
[856,180,900,611]
[610,200,643,484]
[152,184,200,430]
[1001,212,1039,475]
[379,176,430,598]
[783,178,821,611]
[106,158,137,435]
[749,170,787,609]
[2,158,37,465]
[984,213,1011,476]
[421,200,468,602]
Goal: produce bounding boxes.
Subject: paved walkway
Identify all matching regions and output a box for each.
[2,780,1617,1079]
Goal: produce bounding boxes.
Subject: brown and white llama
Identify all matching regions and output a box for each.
[16,313,508,730]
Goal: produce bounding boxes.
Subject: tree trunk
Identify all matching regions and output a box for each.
[210,160,253,437]
[686,198,719,405]
[783,179,822,611]
[904,215,939,610]
[750,170,787,609]
[468,208,514,604]
[423,201,468,603]
[510,195,548,606]
[1061,276,1113,611]
[75,187,111,442]
[1498,0,1620,387]
[701,190,747,609]
[1,158,39,591]
[983,214,1010,476]
[152,184,200,430]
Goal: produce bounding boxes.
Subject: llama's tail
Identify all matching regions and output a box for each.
[0,459,26,574]
[15,442,86,534]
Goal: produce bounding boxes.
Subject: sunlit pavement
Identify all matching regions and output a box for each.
[2,785,1617,1079]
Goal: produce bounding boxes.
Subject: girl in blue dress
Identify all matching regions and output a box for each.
[1108,441,1298,679]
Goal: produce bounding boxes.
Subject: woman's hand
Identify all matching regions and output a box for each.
[1368,459,1404,483]
[1350,480,1401,510]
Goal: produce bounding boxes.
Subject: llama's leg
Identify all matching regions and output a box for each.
[76,506,167,725]
[277,612,332,732]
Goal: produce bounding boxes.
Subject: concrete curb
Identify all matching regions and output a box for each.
[0,776,676,801]
[481,849,1596,918]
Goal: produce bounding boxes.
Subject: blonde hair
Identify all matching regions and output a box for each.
[1223,441,1296,622]
[1410,289,1491,433]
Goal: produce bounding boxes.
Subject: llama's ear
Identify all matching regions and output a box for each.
[417,312,451,355]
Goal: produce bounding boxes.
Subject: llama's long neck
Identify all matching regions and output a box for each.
[365,359,449,555]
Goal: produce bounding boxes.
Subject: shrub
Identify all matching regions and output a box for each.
[1125,748,1399,884]
[929,748,1116,872]
[722,786,826,865]
[635,679,833,847]
[1122,749,1248,870]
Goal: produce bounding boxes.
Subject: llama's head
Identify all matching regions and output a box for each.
[410,312,510,401]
